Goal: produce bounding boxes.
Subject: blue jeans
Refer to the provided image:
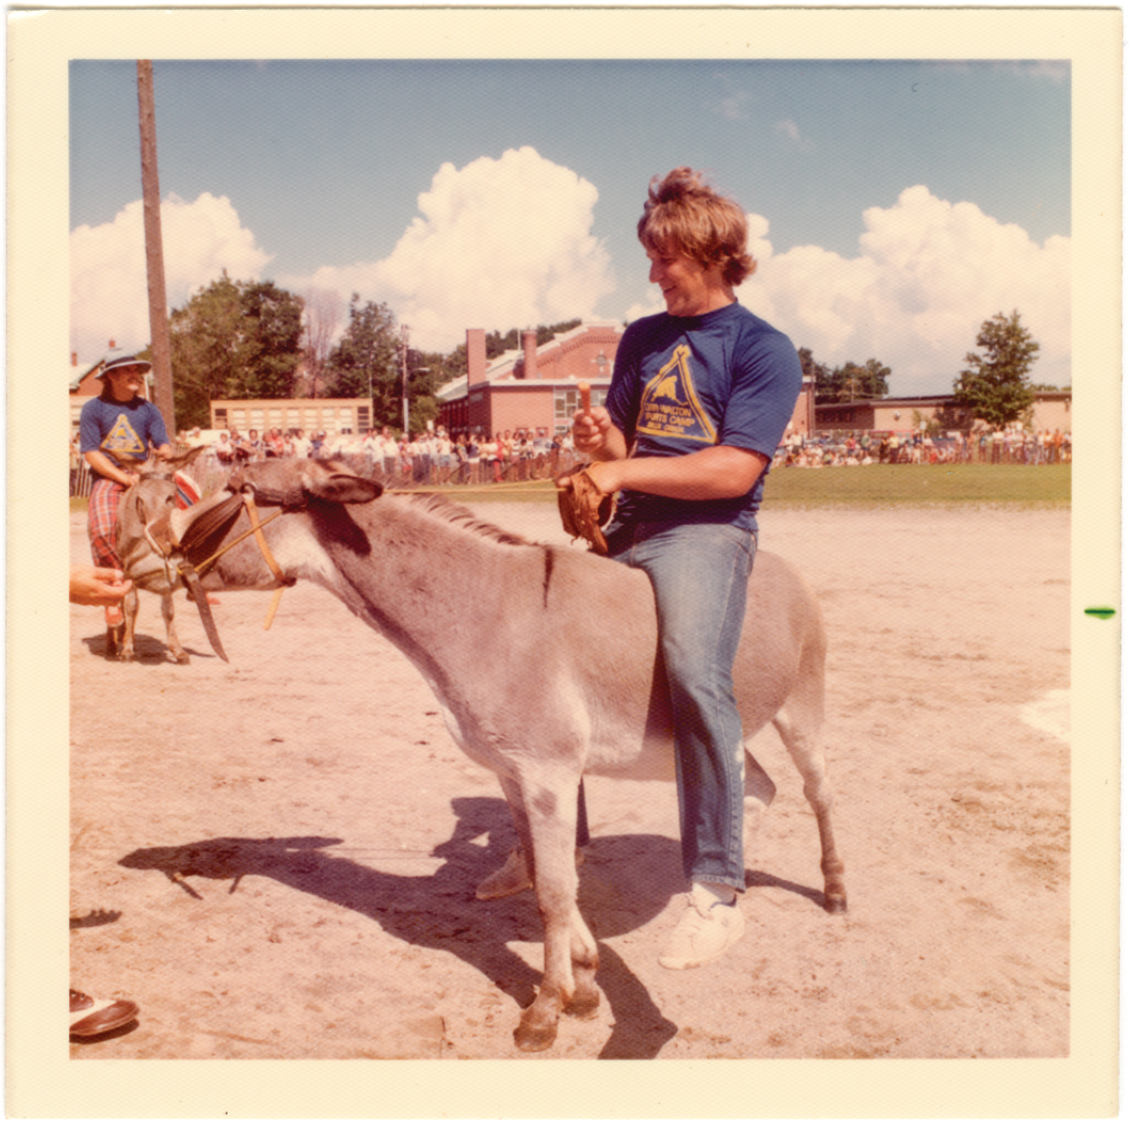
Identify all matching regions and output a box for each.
[607,520,756,891]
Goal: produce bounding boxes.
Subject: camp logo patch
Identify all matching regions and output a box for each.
[636,345,717,444]
[99,414,147,459]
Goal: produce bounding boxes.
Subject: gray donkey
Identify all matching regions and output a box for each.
[106,446,207,663]
[163,457,846,1052]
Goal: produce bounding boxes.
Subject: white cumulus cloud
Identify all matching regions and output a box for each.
[739,185,1070,394]
[70,192,271,361]
[71,174,1069,400]
[297,147,615,354]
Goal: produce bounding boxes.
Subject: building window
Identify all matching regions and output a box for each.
[555,385,605,426]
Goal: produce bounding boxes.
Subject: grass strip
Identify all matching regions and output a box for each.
[764,463,1070,508]
[69,463,1071,515]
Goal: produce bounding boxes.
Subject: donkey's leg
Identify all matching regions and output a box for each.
[161,591,189,664]
[772,707,847,914]
[563,906,601,1022]
[742,747,777,870]
[117,586,140,662]
[501,772,598,1052]
[509,774,599,1021]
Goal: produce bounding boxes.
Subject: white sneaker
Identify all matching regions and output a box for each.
[474,844,586,900]
[658,894,745,969]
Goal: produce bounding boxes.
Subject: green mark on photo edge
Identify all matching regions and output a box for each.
[1083,608,1117,620]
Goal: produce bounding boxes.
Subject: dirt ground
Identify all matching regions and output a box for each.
[69,500,1070,1061]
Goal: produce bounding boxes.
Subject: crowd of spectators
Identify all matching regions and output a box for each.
[73,416,1071,498]
[773,424,1071,469]
[167,423,582,487]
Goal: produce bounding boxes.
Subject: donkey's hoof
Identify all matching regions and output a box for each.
[824,892,848,915]
[564,990,601,1021]
[513,1018,558,1052]
[173,652,190,665]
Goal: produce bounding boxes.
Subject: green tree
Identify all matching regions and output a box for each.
[324,294,400,420]
[483,319,583,360]
[952,310,1039,428]
[322,297,447,433]
[168,273,304,428]
[235,281,305,398]
[538,318,582,345]
[830,359,890,401]
[797,347,829,396]
[809,351,890,404]
[419,345,466,388]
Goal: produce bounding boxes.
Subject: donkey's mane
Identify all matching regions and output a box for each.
[394,490,535,547]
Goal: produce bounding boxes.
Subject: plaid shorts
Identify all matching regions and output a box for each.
[88,477,126,569]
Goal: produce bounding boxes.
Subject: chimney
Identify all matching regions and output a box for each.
[466,329,487,387]
[71,352,77,367]
[522,329,538,380]
[108,339,116,350]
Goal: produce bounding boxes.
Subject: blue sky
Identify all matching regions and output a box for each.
[70,58,1071,393]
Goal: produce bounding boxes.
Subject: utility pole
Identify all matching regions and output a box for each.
[401,324,410,436]
[137,60,176,435]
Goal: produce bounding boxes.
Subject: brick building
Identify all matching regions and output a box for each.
[437,321,622,437]
[815,391,1072,435]
[438,321,817,441]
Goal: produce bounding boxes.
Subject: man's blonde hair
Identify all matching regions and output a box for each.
[637,167,756,287]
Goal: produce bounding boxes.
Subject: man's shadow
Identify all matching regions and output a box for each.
[119,795,822,1059]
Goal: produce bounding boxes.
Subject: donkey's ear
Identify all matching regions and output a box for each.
[178,444,207,468]
[304,472,383,505]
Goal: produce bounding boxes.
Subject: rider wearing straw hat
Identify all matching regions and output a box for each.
[79,352,171,627]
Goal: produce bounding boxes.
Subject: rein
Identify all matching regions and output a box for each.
[189,497,288,584]
[174,480,301,636]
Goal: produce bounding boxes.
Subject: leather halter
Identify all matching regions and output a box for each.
[186,494,291,587]
[168,477,304,648]
[179,469,305,583]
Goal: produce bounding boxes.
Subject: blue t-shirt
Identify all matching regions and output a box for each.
[79,393,170,477]
[605,301,801,532]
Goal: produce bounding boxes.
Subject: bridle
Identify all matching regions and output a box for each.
[186,492,290,581]
[152,470,307,660]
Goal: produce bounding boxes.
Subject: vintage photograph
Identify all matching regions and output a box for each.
[8,7,1119,1119]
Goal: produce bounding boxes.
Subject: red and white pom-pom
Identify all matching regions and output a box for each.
[174,470,202,510]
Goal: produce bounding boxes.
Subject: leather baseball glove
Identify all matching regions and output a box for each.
[556,466,616,555]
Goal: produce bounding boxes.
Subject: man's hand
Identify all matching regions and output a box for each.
[572,405,616,458]
[556,466,617,555]
[70,565,133,606]
[84,449,141,487]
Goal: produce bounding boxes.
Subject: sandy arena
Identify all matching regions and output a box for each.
[69,500,1070,1061]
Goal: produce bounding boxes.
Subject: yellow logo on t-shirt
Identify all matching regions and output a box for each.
[636,345,717,444]
[100,414,147,458]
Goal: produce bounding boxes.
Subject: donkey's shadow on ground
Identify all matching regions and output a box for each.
[82,629,216,665]
[119,795,821,1059]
